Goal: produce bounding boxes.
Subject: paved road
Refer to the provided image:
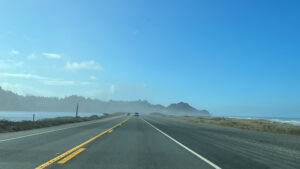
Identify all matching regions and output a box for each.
[0,114,299,169]
[144,115,300,169]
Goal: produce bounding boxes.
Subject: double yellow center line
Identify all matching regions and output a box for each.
[35,117,130,169]
[57,148,86,164]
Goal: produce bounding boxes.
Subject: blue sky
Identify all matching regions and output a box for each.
[0,0,300,117]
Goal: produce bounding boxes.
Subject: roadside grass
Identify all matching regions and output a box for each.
[151,113,300,136]
[0,112,124,133]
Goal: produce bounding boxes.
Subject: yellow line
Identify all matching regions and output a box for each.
[108,129,113,133]
[57,148,86,164]
[35,117,130,169]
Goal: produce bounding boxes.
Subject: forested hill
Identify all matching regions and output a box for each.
[0,87,209,116]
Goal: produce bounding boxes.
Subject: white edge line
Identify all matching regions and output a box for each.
[141,118,222,169]
[0,119,109,143]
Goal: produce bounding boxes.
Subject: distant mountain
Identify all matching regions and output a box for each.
[165,102,209,116]
[0,87,209,116]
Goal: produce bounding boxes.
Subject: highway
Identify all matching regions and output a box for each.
[0,114,300,169]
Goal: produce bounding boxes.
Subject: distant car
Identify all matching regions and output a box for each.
[127,113,130,116]
[134,112,139,117]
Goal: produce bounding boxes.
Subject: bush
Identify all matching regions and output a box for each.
[0,114,110,133]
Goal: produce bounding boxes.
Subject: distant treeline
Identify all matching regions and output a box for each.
[0,87,209,116]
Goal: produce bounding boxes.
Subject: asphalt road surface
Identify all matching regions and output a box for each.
[0,114,299,169]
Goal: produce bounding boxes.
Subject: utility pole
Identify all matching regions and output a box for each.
[75,103,79,118]
[33,114,35,122]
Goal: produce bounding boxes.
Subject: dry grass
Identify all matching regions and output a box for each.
[152,113,300,135]
[0,112,124,133]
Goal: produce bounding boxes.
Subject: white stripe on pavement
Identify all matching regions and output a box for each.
[142,118,221,169]
[0,118,116,143]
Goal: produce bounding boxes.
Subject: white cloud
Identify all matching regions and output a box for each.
[66,61,102,71]
[0,73,94,87]
[0,60,24,69]
[0,60,10,69]
[27,53,38,60]
[0,73,52,80]
[0,73,69,86]
[0,82,53,96]
[109,84,115,94]
[90,76,97,80]
[44,80,93,86]
[132,29,139,35]
[15,62,24,67]
[43,80,75,86]
[80,82,93,85]
[42,53,61,59]
[10,50,19,55]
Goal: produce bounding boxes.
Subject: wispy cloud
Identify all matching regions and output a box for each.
[90,76,97,80]
[10,50,19,55]
[0,60,24,69]
[15,62,24,67]
[0,61,10,69]
[80,82,93,85]
[43,80,93,86]
[132,29,140,36]
[0,73,55,80]
[109,84,115,94]
[0,82,54,96]
[27,53,38,60]
[0,73,94,86]
[43,80,75,86]
[66,61,102,71]
[42,53,61,59]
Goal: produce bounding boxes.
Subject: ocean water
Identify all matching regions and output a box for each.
[0,111,102,121]
[265,117,300,126]
[227,116,300,126]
